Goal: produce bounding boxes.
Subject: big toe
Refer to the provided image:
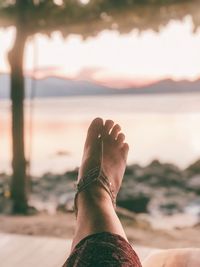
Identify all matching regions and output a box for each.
[86,117,103,143]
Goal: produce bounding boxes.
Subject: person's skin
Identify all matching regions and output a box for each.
[143,248,200,267]
[71,117,129,251]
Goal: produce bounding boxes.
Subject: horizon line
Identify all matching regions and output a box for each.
[1,71,200,90]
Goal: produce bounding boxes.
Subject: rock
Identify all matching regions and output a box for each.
[119,159,197,214]
[117,194,150,213]
[116,206,152,229]
[187,175,200,194]
[2,159,200,216]
[124,166,134,175]
[186,160,200,175]
[64,169,78,180]
[159,202,182,215]
[57,192,75,212]
[185,199,200,216]
[137,160,184,188]
[0,197,12,214]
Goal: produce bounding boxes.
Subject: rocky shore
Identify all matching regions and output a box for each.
[0,159,200,217]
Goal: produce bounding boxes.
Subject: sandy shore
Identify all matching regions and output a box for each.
[0,212,199,249]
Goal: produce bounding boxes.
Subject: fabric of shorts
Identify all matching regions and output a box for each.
[62,232,142,267]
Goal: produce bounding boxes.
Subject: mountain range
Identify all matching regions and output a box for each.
[0,74,200,99]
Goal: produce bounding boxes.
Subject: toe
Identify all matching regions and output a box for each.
[121,142,129,158]
[87,117,103,141]
[117,133,125,145]
[110,124,121,139]
[103,120,114,136]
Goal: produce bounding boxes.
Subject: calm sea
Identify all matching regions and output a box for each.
[1,93,200,176]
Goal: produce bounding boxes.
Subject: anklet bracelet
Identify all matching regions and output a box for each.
[74,166,116,216]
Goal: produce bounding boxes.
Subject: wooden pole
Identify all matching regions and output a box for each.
[8,0,28,214]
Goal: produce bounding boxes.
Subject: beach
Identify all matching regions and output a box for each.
[1,158,200,249]
[0,212,200,249]
[1,93,200,250]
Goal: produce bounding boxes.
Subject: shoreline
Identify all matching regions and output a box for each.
[0,212,200,249]
[1,158,200,248]
[1,159,200,219]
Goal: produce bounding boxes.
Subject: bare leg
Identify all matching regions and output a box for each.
[143,248,200,267]
[71,118,129,251]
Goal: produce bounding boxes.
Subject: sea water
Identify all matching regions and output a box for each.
[1,93,200,175]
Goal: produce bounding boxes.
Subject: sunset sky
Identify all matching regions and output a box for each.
[0,15,200,88]
[1,14,200,174]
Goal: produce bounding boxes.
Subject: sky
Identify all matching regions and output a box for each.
[0,15,200,88]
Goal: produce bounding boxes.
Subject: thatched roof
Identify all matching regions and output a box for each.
[0,0,199,37]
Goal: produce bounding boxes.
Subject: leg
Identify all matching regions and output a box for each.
[63,118,141,266]
[143,248,200,267]
[72,118,128,250]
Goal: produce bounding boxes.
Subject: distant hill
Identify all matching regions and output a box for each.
[0,74,200,99]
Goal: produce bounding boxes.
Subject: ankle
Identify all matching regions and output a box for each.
[75,184,114,213]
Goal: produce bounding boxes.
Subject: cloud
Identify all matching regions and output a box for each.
[73,67,104,81]
[25,66,63,79]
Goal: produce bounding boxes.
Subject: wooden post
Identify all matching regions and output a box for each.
[8,0,28,214]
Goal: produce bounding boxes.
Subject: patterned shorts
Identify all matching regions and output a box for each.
[62,232,142,267]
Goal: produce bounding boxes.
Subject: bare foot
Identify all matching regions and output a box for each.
[101,119,129,195]
[72,118,129,249]
[77,117,103,182]
[77,117,129,205]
